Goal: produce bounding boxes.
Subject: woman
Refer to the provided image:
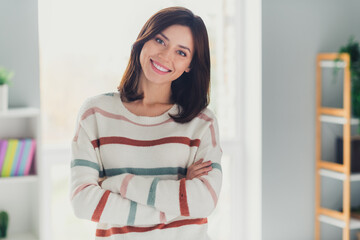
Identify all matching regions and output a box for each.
[70,6,222,240]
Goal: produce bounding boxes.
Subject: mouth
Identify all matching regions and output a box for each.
[150,59,171,75]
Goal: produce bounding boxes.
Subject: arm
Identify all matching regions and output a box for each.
[101,116,223,218]
[70,106,176,225]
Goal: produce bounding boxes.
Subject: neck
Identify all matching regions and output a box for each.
[137,72,173,106]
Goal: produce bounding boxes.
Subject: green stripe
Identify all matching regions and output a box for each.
[211,163,222,172]
[147,178,160,206]
[71,159,100,171]
[127,201,137,225]
[71,160,220,177]
[104,167,186,177]
[71,159,104,178]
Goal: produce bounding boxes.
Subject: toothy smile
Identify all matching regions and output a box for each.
[151,59,171,74]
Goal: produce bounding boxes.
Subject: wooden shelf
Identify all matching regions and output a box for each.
[316,53,354,240]
[0,108,40,118]
[319,214,360,229]
[318,161,345,172]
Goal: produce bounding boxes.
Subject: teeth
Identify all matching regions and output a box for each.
[152,61,169,72]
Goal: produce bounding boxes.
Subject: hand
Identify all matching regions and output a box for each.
[98,177,107,187]
[186,159,213,180]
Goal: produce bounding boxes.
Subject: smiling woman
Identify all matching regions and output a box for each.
[70,7,222,240]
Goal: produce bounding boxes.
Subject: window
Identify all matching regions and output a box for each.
[39,1,241,239]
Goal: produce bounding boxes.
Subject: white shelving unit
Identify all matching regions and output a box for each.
[0,107,42,240]
[319,215,360,230]
[320,115,360,125]
[319,169,360,182]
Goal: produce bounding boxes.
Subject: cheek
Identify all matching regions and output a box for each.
[139,49,149,68]
[177,60,191,72]
[140,42,152,60]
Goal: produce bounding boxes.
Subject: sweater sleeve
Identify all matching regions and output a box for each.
[101,116,223,218]
[70,104,176,225]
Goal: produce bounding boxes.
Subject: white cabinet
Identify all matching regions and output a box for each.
[0,108,42,240]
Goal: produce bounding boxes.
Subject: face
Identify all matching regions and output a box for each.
[139,24,194,85]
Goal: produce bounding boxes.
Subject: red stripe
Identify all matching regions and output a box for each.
[71,183,97,200]
[91,136,200,149]
[197,113,217,147]
[197,112,213,123]
[75,107,174,142]
[120,174,135,197]
[81,107,97,121]
[91,190,111,222]
[160,211,166,223]
[179,178,190,216]
[198,177,218,206]
[96,218,207,236]
[81,107,174,127]
[73,124,81,142]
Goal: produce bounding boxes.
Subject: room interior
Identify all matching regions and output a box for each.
[0,0,360,240]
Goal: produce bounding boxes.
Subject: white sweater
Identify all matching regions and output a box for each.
[70,92,223,240]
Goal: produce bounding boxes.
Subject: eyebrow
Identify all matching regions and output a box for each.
[159,32,192,54]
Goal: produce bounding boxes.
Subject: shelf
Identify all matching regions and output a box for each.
[319,169,360,181]
[320,115,360,125]
[320,60,347,68]
[6,232,38,240]
[0,175,38,184]
[319,214,360,229]
[0,108,40,118]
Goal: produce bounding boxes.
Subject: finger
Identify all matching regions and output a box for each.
[193,171,210,179]
[194,158,204,165]
[190,166,213,177]
[189,162,210,172]
[200,161,212,167]
[187,170,208,180]
[193,161,212,170]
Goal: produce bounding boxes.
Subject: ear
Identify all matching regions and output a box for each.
[185,66,191,73]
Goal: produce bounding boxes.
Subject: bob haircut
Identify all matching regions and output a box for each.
[118,6,211,123]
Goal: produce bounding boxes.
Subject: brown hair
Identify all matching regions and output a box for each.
[118,6,211,123]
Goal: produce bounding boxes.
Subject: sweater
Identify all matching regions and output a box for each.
[70,92,223,240]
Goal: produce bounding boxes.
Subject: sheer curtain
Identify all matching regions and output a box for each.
[38,1,242,239]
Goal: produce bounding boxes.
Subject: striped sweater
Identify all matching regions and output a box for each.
[70,92,223,240]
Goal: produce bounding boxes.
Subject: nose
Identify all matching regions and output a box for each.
[158,47,172,62]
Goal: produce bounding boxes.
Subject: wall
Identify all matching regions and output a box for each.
[0,0,40,108]
[262,0,360,239]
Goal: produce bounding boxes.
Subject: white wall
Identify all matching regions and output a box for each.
[0,0,40,108]
[262,0,360,239]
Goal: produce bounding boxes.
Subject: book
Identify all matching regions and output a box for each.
[24,139,36,175]
[12,139,26,176]
[1,139,19,177]
[0,140,8,174]
[18,139,35,176]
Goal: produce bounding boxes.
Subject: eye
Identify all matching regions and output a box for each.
[177,50,187,57]
[155,37,165,45]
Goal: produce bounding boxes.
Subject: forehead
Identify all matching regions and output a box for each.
[160,25,194,50]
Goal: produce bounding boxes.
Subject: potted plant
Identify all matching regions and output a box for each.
[334,37,360,173]
[0,66,14,112]
[334,36,360,126]
[0,211,9,239]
